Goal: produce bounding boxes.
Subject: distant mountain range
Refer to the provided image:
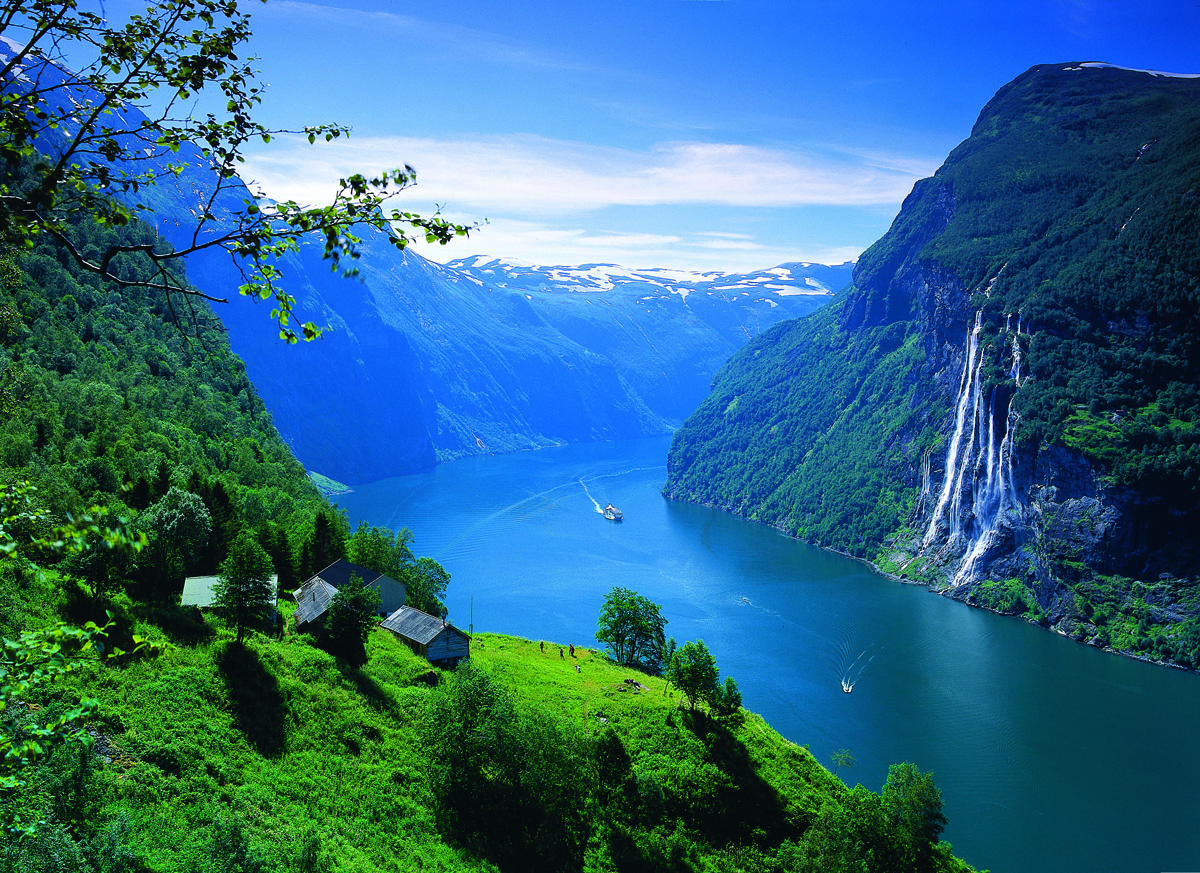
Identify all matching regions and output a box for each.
[3,37,853,486]
[445,256,850,299]
[174,219,851,483]
[224,248,850,484]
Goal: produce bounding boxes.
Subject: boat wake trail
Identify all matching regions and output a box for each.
[580,479,604,514]
[840,648,877,692]
[832,623,888,693]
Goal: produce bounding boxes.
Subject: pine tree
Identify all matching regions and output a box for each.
[214,532,274,644]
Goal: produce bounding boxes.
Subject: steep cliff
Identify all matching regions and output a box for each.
[665,63,1200,666]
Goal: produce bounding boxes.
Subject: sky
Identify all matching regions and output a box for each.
[133,0,1200,271]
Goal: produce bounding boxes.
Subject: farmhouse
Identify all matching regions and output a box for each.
[291,559,406,629]
[292,576,339,627]
[381,606,470,668]
[182,574,279,615]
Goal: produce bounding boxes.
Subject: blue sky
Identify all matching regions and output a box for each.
[198,1,1200,269]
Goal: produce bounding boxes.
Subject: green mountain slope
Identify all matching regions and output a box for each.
[0,200,330,627]
[665,63,1200,667]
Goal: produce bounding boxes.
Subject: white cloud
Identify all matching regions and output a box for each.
[237,132,914,271]
[239,133,937,215]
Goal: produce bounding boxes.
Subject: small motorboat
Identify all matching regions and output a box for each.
[602,503,623,521]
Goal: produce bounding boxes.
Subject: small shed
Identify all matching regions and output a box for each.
[290,559,406,628]
[381,606,470,668]
[182,574,279,615]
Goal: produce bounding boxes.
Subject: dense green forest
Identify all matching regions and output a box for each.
[0,206,351,628]
[665,64,1200,669]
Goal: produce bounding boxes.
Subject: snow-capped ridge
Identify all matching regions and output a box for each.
[1064,62,1200,79]
[442,256,854,302]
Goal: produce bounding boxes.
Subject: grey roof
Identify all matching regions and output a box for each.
[293,577,339,626]
[182,574,278,609]
[381,607,468,646]
[291,560,403,597]
[181,575,220,607]
[310,559,382,589]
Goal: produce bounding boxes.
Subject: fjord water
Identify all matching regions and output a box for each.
[338,437,1200,873]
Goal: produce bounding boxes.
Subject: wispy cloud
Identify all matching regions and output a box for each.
[259,1,606,76]
[240,133,937,215]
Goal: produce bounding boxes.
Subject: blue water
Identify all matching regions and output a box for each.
[338,436,1200,873]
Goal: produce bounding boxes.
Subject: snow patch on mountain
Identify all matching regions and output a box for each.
[1065,62,1200,79]
[442,257,854,303]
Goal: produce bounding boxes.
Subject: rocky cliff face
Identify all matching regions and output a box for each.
[667,63,1200,665]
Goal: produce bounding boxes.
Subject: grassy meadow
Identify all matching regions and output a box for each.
[6,579,975,872]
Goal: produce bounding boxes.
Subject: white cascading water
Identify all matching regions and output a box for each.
[921,313,984,548]
[923,311,1025,584]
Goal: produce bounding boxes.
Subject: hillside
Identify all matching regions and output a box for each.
[0,207,970,873]
[6,606,977,872]
[665,63,1200,668]
[0,198,339,625]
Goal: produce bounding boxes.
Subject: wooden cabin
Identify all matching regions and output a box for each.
[380,606,470,668]
[290,559,406,629]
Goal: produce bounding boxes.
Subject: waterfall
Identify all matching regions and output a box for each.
[1009,313,1024,385]
[923,311,1024,584]
[922,313,983,547]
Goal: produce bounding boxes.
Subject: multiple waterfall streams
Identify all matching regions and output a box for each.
[920,311,1026,584]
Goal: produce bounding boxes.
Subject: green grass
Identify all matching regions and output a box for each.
[24,620,483,873]
[7,612,976,873]
[307,472,353,497]
[469,634,841,832]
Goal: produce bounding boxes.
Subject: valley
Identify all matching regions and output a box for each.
[3,3,1200,872]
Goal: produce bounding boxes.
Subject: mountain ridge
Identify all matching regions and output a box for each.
[186,229,851,484]
[665,62,1200,668]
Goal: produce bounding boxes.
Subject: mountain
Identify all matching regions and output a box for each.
[665,63,1200,667]
[179,237,850,485]
[445,256,851,300]
[116,134,850,485]
[2,36,850,486]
